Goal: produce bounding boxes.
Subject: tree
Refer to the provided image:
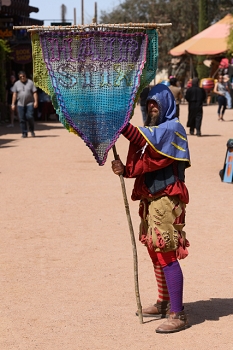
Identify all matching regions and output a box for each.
[207,0,233,22]
[196,0,210,79]
[100,0,233,72]
[100,0,200,70]
[227,24,233,54]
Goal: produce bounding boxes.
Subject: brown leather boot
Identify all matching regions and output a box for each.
[155,310,190,333]
[136,301,170,319]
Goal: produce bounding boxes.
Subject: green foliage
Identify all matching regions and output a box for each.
[0,40,11,103]
[198,0,208,30]
[0,39,11,54]
[100,0,199,70]
[207,0,233,22]
[227,23,233,57]
[100,0,233,72]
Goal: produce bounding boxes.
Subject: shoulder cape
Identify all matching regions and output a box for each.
[137,119,191,165]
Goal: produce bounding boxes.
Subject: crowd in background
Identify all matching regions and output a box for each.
[3,59,233,139]
[139,60,233,137]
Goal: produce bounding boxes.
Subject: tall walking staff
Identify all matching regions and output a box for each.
[112,144,143,323]
[14,22,171,324]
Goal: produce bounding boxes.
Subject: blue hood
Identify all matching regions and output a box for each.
[138,84,191,165]
[146,84,176,124]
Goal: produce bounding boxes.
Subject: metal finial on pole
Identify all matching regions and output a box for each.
[112,145,143,324]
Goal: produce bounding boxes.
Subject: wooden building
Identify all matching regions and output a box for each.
[0,0,44,78]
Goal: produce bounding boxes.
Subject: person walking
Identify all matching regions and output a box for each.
[139,85,150,124]
[112,84,191,334]
[6,74,17,127]
[169,77,182,119]
[11,71,38,137]
[213,75,228,120]
[223,75,232,109]
[185,77,206,136]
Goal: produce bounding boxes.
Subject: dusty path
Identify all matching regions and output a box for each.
[0,103,233,350]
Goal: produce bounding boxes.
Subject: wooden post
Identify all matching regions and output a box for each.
[81,0,84,25]
[112,145,143,324]
[73,8,76,25]
[94,2,97,24]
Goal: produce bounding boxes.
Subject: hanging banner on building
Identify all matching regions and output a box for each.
[0,28,13,39]
[13,44,32,64]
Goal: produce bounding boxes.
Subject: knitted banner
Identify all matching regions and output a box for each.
[133,29,158,109]
[32,30,158,165]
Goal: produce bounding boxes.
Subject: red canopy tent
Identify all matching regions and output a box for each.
[170,14,233,56]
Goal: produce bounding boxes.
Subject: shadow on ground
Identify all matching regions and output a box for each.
[198,134,221,137]
[0,121,64,137]
[188,134,222,137]
[141,298,233,326]
[186,298,233,325]
[0,138,18,148]
[0,122,64,147]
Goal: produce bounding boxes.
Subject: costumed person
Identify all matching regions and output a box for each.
[185,77,206,136]
[112,84,191,334]
[11,71,38,138]
[169,77,182,119]
[213,75,228,121]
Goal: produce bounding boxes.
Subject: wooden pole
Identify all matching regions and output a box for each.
[112,145,143,324]
[13,23,172,32]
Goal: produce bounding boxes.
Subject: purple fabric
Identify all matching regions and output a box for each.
[162,260,183,312]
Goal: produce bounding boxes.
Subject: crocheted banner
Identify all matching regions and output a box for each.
[32,30,158,165]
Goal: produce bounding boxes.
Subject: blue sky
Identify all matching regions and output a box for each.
[29,0,119,25]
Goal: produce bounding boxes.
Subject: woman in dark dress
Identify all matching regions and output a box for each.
[185,77,206,136]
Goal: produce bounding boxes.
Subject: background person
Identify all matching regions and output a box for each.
[6,75,17,127]
[11,71,38,137]
[223,74,232,109]
[169,77,183,119]
[185,77,206,136]
[139,85,150,124]
[213,75,227,121]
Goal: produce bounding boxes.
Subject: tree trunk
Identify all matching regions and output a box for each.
[197,0,210,79]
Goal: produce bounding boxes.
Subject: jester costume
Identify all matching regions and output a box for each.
[120,84,191,333]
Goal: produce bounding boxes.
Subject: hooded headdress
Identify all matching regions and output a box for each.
[137,84,191,165]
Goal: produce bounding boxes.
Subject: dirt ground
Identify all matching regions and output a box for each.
[0,102,233,350]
